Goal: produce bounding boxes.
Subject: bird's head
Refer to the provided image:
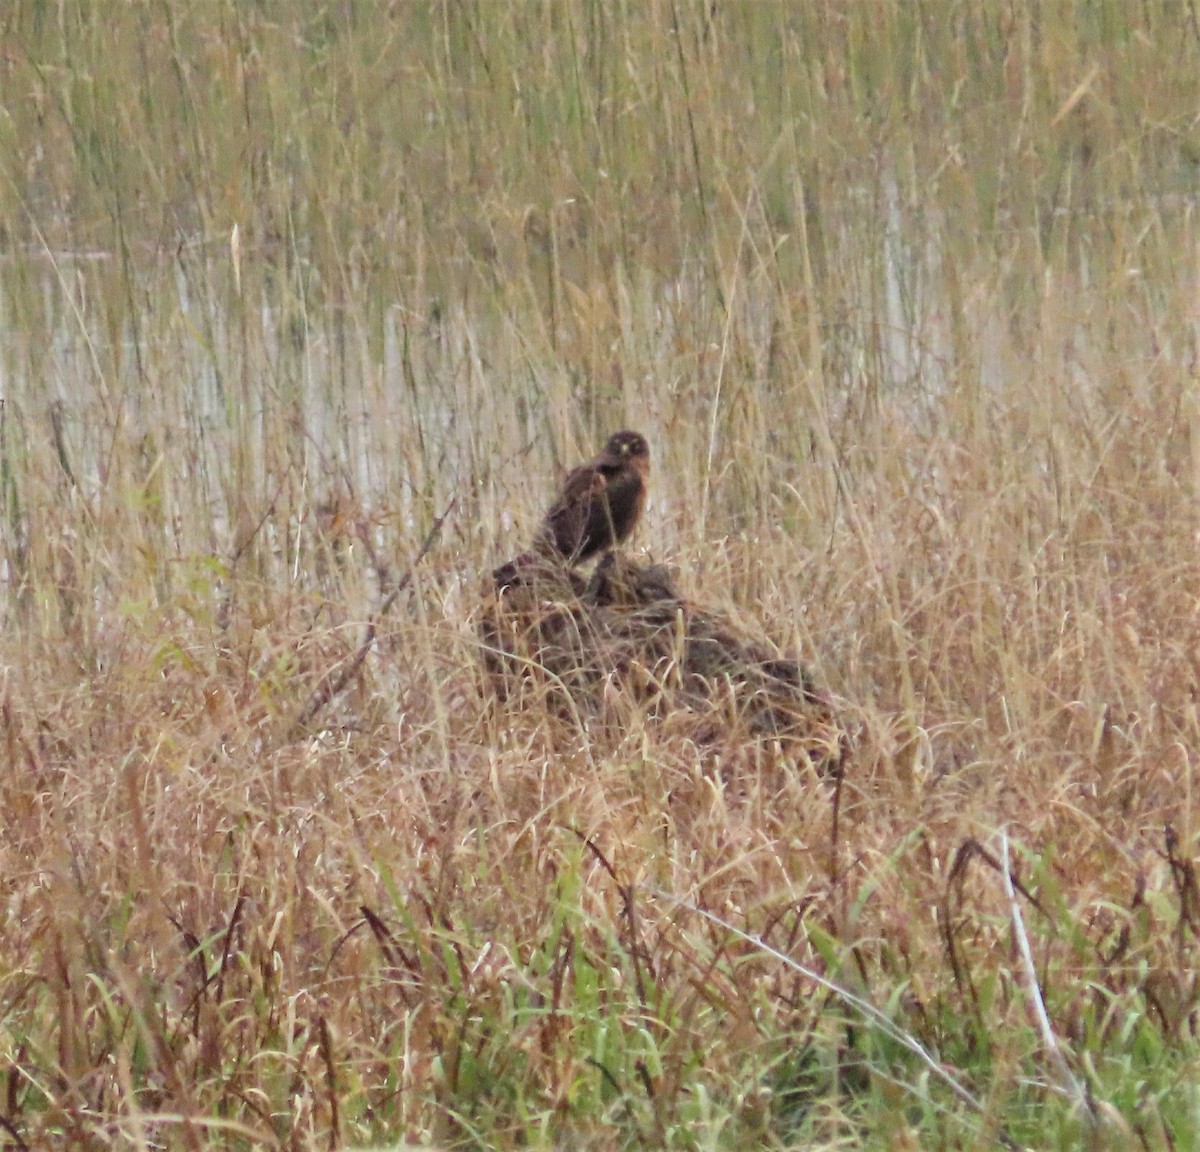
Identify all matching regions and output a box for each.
[605,430,650,461]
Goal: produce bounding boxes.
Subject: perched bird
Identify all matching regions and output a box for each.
[536,430,650,564]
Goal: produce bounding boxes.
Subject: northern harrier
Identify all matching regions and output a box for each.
[536,430,650,564]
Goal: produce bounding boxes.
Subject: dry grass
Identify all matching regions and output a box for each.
[3,2,1200,1148]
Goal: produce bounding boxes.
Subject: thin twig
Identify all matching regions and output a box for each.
[292,496,456,734]
[998,829,1092,1120]
[829,755,844,926]
[570,827,650,1009]
[656,889,997,1126]
[318,1015,339,1151]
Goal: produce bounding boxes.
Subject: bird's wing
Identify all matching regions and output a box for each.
[538,465,609,556]
[595,464,645,544]
[561,463,611,502]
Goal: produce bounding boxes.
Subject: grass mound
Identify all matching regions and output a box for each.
[479,551,845,775]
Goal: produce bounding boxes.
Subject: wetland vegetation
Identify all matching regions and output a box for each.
[3,2,1200,1148]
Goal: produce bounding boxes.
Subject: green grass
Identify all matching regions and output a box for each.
[3,1,1200,1148]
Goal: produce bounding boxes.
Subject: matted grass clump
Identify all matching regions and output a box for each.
[480,549,845,775]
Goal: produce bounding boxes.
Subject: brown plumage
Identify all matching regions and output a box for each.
[536,430,650,564]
